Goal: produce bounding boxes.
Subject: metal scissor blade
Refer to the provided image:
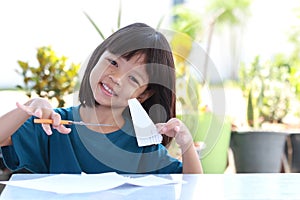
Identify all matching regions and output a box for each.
[70,121,113,127]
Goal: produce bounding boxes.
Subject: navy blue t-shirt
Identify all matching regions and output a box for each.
[1,106,182,174]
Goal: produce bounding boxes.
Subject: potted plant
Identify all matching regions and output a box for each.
[15,46,80,107]
[280,18,300,173]
[231,55,294,173]
[169,5,233,174]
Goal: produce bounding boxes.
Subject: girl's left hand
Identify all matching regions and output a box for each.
[156,118,193,148]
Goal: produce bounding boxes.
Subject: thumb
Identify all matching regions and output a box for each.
[16,102,33,115]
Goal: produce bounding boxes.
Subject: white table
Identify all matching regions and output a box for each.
[1,173,300,199]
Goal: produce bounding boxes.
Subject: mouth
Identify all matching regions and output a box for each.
[101,83,117,96]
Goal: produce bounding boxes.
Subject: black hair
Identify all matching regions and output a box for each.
[79,23,176,147]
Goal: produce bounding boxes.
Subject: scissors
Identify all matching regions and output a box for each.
[34,119,113,127]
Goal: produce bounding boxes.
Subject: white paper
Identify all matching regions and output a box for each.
[0,172,183,194]
[128,98,162,146]
[126,175,181,187]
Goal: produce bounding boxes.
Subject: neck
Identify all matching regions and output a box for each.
[79,104,125,133]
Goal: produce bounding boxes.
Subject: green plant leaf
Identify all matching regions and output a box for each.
[83,11,105,40]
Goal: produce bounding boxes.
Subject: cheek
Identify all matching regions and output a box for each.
[129,86,148,99]
[89,69,98,90]
[90,65,107,85]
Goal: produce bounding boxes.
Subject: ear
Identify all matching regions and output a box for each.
[136,89,155,103]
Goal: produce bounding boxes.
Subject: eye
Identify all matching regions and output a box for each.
[108,58,118,67]
[129,75,140,85]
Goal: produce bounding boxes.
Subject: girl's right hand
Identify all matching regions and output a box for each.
[16,97,71,135]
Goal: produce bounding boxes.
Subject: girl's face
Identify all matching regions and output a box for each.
[90,50,151,108]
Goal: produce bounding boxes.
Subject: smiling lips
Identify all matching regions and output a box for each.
[101,83,116,96]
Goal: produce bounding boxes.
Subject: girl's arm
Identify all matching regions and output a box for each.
[0,97,71,146]
[0,106,30,146]
[157,118,203,174]
[180,141,203,174]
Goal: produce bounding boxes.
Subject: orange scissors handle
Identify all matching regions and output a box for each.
[33,119,71,125]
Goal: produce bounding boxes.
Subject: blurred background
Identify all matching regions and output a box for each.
[1,0,300,174]
[0,0,298,88]
[2,0,299,123]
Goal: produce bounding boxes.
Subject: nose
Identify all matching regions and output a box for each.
[108,74,121,86]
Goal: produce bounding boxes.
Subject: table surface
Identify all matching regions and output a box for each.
[1,173,300,199]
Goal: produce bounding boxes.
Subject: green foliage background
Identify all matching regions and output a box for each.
[16,46,80,107]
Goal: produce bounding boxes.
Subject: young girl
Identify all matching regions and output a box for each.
[0,23,202,174]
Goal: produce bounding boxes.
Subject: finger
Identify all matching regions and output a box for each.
[174,125,180,132]
[155,123,165,127]
[50,112,71,134]
[42,124,53,135]
[155,123,165,132]
[161,119,180,133]
[158,126,177,137]
[161,129,177,138]
[33,108,43,118]
[51,112,61,126]
[55,125,72,134]
[167,118,181,126]
[16,102,34,115]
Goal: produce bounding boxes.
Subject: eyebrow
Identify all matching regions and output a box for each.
[107,51,149,85]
